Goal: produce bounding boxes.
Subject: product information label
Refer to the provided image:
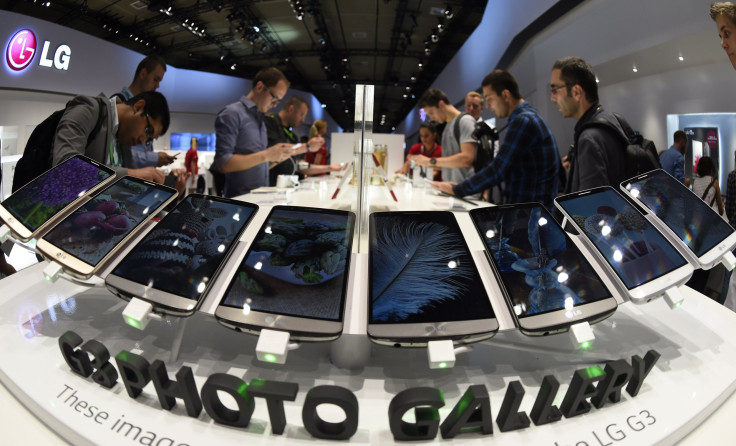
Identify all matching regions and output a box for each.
[57,384,191,446]
[553,410,656,445]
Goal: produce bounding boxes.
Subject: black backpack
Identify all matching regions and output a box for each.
[453,113,493,172]
[12,97,106,192]
[578,112,660,179]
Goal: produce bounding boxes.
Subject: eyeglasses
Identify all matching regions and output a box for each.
[549,83,569,95]
[143,113,154,141]
[266,86,282,105]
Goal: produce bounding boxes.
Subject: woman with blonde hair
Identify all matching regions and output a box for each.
[306,119,328,166]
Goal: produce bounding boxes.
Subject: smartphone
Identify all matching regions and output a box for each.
[554,186,694,303]
[215,205,356,341]
[105,195,259,315]
[368,211,498,346]
[469,204,617,335]
[291,143,302,150]
[0,155,115,241]
[36,176,177,280]
[621,169,736,270]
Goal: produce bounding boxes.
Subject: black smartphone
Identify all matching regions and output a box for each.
[469,203,617,335]
[554,186,694,304]
[36,176,177,280]
[621,169,736,269]
[0,155,115,241]
[105,194,259,315]
[368,211,498,346]
[215,205,356,341]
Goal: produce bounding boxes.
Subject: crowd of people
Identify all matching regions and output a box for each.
[3,3,736,288]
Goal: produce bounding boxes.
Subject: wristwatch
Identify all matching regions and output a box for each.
[429,157,437,166]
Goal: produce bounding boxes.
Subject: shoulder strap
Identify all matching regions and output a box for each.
[87,97,108,145]
[701,178,715,201]
[453,112,469,146]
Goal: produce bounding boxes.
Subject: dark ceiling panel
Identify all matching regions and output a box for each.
[0,0,488,131]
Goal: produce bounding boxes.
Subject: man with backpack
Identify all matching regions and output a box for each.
[13,91,182,192]
[412,88,478,187]
[430,70,560,209]
[551,57,652,193]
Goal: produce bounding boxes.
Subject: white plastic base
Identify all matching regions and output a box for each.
[721,251,736,271]
[427,339,456,369]
[0,225,10,244]
[122,297,154,330]
[568,321,595,349]
[42,261,63,283]
[664,286,685,309]
[255,329,290,365]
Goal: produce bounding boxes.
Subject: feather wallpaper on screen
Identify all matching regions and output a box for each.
[371,216,485,322]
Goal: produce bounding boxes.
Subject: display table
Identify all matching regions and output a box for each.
[2,180,736,444]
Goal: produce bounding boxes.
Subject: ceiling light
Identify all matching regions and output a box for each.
[678,55,684,61]
[230,64,236,70]
[632,65,638,73]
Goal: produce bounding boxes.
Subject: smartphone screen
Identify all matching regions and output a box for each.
[216,206,355,340]
[0,155,114,240]
[622,170,736,265]
[38,177,176,277]
[555,187,690,295]
[368,211,497,345]
[469,204,616,334]
[106,195,258,314]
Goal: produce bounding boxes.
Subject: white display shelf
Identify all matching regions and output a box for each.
[1,260,736,445]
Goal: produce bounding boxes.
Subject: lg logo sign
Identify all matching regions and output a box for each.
[6,28,71,72]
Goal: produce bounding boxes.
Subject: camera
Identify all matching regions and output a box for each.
[472,121,500,142]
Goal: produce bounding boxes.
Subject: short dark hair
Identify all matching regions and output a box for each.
[674,130,687,144]
[283,95,308,110]
[481,69,522,100]
[253,67,289,89]
[552,57,599,103]
[133,54,166,80]
[418,88,450,109]
[127,91,170,135]
[419,121,438,134]
[711,2,736,27]
[697,156,717,177]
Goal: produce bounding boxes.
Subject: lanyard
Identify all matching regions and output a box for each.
[282,125,295,142]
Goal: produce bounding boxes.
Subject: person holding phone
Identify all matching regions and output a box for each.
[396,121,442,181]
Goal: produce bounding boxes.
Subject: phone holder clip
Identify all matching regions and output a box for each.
[427,339,456,369]
[42,261,64,283]
[122,297,162,330]
[721,251,736,271]
[663,286,685,309]
[0,225,10,244]
[256,329,292,364]
[569,322,595,350]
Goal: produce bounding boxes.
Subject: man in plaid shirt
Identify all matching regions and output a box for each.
[432,70,560,209]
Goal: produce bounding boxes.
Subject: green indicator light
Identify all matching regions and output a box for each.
[674,301,683,308]
[264,353,277,363]
[44,274,52,282]
[585,365,604,379]
[124,316,140,329]
[438,362,447,369]
[581,341,591,350]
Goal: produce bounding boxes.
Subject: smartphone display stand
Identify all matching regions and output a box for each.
[427,339,456,369]
[42,261,64,283]
[120,297,191,362]
[722,251,736,271]
[330,252,372,369]
[255,328,301,365]
[0,225,10,244]
[663,286,685,310]
[568,321,595,350]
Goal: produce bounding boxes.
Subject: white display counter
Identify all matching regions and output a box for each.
[1,178,736,445]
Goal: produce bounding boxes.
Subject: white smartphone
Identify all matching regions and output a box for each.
[368,211,498,346]
[36,176,177,280]
[291,143,302,150]
[105,194,259,316]
[621,169,736,270]
[215,205,356,341]
[469,203,617,335]
[554,186,694,304]
[0,155,115,241]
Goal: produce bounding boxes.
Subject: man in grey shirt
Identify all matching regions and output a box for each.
[412,88,477,184]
